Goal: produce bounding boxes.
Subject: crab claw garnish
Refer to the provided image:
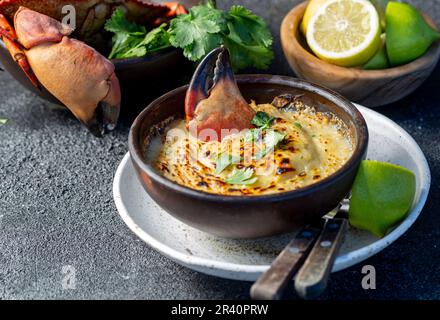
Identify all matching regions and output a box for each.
[185,46,255,142]
[14,7,121,136]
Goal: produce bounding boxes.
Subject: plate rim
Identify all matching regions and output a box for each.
[113,105,431,278]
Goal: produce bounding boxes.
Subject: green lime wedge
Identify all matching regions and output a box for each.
[349,160,416,237]
[364,34,390,70]
[386,1,440,66]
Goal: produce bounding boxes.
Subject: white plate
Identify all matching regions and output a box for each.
[113,105,430,281]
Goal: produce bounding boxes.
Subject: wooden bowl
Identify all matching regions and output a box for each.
[280,1,440,107]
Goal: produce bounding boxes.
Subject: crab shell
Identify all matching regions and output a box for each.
[185,47,255,142]
[0,1,178,135]
[13,6,121,135]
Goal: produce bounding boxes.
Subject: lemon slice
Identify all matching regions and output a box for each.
[306,0,381,67]
[300,0,330,36]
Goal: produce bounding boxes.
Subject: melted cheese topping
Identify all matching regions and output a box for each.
[148,102,354,196]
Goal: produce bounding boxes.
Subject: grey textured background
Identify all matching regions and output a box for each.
[1,0,440,300]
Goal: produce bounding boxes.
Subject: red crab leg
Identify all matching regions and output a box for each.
[0,13,39,89]
[184,47,220,122]
[185,46,255,141]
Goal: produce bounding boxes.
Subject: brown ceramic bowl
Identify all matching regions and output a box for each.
[0,42,186,110]
[128,75,369,239]
[281,1,440,107]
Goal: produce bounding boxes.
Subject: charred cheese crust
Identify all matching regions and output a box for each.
[148,102,354,196]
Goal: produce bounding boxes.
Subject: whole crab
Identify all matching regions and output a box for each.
[0,0,186,136]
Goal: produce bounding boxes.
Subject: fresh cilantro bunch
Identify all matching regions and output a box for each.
[105,8,171,59]
[168,3,274,70]
[168,4,225,62]
[223,6,274,70]
[105,2,274,71]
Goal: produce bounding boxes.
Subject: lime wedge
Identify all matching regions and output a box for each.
[306,0,381,67]
[386,2,440,66]
[349,160,416,237]
[364,35,390,70]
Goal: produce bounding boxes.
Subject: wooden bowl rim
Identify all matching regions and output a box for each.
[281,1,440,80]
[111,48,180,69]
[0,39,181,70]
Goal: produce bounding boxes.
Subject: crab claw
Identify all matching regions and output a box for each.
[185,47,255,142]
[0,13,39,88]
[14,7,121,136]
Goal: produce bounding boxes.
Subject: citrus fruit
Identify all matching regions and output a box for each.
[349,160,416,238]
[364,34,390,70]
[306,0,381,67]
[386,1,440,66]
[300,0,330,36]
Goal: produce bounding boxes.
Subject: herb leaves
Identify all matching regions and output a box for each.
[216,110,286,185]
[253,130,286,160]
[105,9,171,59]
[223,6,274,70]
[105,3,273,71]
[249,111,285,160]
[225,168,257,185]
[215,153,241,175]
[251,111,276,130]
[168,4,225,61]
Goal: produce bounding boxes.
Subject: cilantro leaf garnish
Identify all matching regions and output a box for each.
[251,111,275,130]
[254,130,286,160]
[248,112,285,159]
[215,153,241,175]
[295,122,303,129]
[225,168,257,185]
[244,128,261,143]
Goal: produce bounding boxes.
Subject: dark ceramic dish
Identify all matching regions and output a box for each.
[130,75,369,239]
[0,42,186,109]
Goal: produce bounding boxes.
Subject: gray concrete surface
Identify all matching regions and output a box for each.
[0,0,440,300]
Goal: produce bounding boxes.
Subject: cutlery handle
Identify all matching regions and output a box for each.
[250,225,321,300]
[294,218,347,299]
